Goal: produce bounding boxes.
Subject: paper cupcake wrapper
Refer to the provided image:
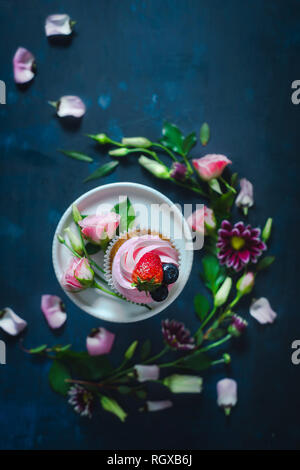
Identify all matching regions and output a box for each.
[103,227,181,304]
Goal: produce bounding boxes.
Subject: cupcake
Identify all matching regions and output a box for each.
[104,230,180,304]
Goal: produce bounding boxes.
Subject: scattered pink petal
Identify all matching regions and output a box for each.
[146,400,173,412]
[41,295,67,329]
[86,327,115,356]
[56,96,86,118]
[0,308,27,336]
[13,47,36,84]
[217,378,237,415]
[45,14,73,37]
[250,297,277,324]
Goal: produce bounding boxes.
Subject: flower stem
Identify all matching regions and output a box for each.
[220,176,237,194]
[129,148,164,165]
[199,334,231,353]
[170,178,207,197]
[151,142,178,162]
[197,306,217,332]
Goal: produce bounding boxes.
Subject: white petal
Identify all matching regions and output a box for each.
[57,95,86,118]
[41,295,67,329]
[217,378,237,408]
[0,308,27,336]
[45,14,72,37]
[250,297,277,324]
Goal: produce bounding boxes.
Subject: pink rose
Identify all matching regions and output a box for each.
[78,212,120,246]
[187,206,216,235]
[192,154,232,181]
[86,327,115,356]
[61,257,94,292]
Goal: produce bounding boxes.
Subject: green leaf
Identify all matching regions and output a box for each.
[57,350,113,381]
[140,339,151,361]
[195,329,204,346]
[182,132,197,156]
[161,121,184,155]
[179,351,212,371]
[53,344,72,353]
[124,340,138,361]
[256,256,275,271]
[84,161,119,183]
[199,123,210,146]
[230,172,238,187]
[58,150,94,163]
[135,389,147,399]
[206,328,226,341]
[117,386,131,394]
[85,243,101,255]
[100,395,127,422]
[29,344,48,354]
[48,360,71,396]
[211,190,235,218]
[113,196,135,233]
[201,255,226,295]
[194,294,210,321]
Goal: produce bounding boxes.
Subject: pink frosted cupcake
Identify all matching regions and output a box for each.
[104,230,180,304]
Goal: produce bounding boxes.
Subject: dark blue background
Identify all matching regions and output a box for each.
[0,0,300,450]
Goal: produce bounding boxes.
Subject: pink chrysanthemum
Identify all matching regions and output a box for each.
[217,220,266,272]
[162,319,195,351]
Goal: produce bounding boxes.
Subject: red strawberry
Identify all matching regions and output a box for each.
[132,252,163,292]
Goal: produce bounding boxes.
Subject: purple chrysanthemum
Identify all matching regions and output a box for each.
[162,319,195,351]
[217,220,266,272]
[68,385,94,418]
[170,162,188,182]
[228,314,248,337]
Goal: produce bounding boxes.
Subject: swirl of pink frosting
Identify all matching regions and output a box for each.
[111,235,179,304]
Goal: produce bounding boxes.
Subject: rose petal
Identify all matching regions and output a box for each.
[250,297,277,324]
[45,14,72,37]
[41,295,67,329]
[0,308,27,336]
[13,47,35,84]
[86,327,115,356]
[57,96,86,118]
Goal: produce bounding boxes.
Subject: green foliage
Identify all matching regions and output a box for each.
[194,294,210,321]
[140,339,151,361]
[56,350,113,381]
[99,395,127,422]
[84,161,119,182]
[178,351,212,371]
[85,243,101,255]
[201,255,226,295]
[256,255,275,271]
[29,344,48,354]
[211,190,236,219]
[113,196,135,233]
[161,122,196,156]
[58,150,94,163]
[124,340,138,361]
[206,328,226,341]
[199,122,210,146]
[48,360,71,396]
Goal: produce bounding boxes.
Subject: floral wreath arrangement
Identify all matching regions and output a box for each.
[1,14,276,422]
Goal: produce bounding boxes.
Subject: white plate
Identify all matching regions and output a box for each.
[52,182,193,323]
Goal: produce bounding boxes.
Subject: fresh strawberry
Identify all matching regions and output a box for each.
[132,252,163,292]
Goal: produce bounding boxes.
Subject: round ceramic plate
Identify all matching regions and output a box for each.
[52,182,194,323]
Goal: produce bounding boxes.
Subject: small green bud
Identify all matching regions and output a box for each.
[57,234,65,244]
[125,340,138,360]
[214,277,232,307]
[64,227,84,255]
[262,217,272,242]
[236,272,255,295]
[87,133,111,144]
[138,155,170,179]
[223,353,231,364]
[122,137,152,148]
[72,204,82,223]
[109,148,129,156]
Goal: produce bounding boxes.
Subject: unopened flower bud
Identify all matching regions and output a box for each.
[163,374,203,393]
[122,137,151,148]
[109,148,129,156]
[72,204,82,223]
[57,234,65,244]
[236,272,255,295]
[262,217,272,243]
[228,314,248,337]
[139,156,170,179]
[87,133,111,144]
[133,365,160,383]
[214,277,232,307]
[64,227,84,255]
[170,162,188,182]
[223,353,231,364]
[217,378,237,415]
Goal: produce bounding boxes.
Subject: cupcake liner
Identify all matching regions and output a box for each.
[104,227,181,304]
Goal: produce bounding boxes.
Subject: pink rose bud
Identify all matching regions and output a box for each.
[41,295,67,329]
[86,327,115,356]
[250,297,277,324]
[48,96,86,118]
[235,178,254,215]
[133,365,160,382]
[236,272,255,295]
[45,14,75,37]
[64,227,84,255]
[0,308,27,336]
[78,212,120,246]
[61,257,94,292]
[217,378,237,415]
[145,400,173,412]
[13,47,36,84]
[187,206,216,236]
[192,154,232,181]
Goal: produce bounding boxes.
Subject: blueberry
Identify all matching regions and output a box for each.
[162,263,179,285]
[150,284,169,302]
